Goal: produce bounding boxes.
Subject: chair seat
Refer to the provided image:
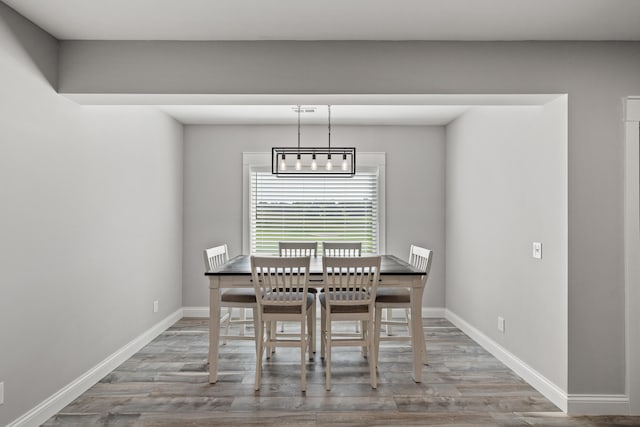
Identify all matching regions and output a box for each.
[263,293,315,313]
[221,288,257,303]
[375,288,410,304]
[319,293,369,313]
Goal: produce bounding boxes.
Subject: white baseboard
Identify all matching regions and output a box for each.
[182,306,209,318]
[445,309,633,415]
[8,308,184,427]
[567,394,630,415]
[444,309,569,412]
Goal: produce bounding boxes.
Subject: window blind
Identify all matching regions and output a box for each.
[250,168,379,255]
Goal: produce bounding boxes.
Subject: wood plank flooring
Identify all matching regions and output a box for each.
[43,318,640,426]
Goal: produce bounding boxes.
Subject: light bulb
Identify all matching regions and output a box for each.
[295,155,302,171]
[280,155,286,171]
[341,154,348,171]
[311,154,317,171]
[326,155,333,171]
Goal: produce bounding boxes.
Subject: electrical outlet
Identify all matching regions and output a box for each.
[532,242,542,259]
[498,316,505,333]
[153,300,159,313]
[0,382,4,405]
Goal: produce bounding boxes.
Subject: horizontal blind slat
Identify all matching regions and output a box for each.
[250,170,379,255]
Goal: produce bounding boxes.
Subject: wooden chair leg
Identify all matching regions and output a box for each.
[255,317,264,391]
[311,300,317,354]
[307,306,314,360]
[222,307,233,345]
[360,320,368,358]
[240,308,247,336]
[374,305,383,369]
[385,309,394,336]
[301,317,307,392]
[266,321,277,357]
[271,322,277,355]
[422,341,429,365]
[320,307,326,360]
[368,318,377,389]
[252,307,259,355]
[325,313,332,391]
[420,324,429,365]
[265,321,273,360]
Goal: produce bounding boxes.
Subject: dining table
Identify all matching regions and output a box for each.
[204,254,429,383]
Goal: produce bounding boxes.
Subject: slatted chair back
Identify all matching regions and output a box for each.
[251,256,311,310]
[204,244,229,270]
[323,241,362,257]
[322,256,381,307]
[409,245,433,279]
[204,244,256,346]
[279,241,318,257]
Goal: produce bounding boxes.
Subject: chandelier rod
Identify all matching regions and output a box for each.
[328,105,331,151]
[297,104,301,153]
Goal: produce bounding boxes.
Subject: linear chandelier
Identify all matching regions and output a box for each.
[272,105,356,177]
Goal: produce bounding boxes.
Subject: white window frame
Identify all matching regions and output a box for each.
[242,152,386,255]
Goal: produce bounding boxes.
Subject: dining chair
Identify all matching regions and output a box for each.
[277,241,318,353]
[204,245,258,346]
[320,255,381,390]
[322,241,363,334]
[322,241,362,257]
[250,255,315,391]
[279,241,318,257]
[374,244,433,365]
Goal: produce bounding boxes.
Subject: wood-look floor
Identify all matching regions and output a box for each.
[43,318,640,427]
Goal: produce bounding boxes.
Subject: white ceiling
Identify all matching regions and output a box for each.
[4,0,640,41]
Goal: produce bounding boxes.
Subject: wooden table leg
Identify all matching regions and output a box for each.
[209,277,221,384]
[410,280,425,383]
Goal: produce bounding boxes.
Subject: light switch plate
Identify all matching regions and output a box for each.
[0,382,4,405]
[532,242,542,259]
[498,317,505,333]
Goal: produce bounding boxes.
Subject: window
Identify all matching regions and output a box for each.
[243,153,385,255]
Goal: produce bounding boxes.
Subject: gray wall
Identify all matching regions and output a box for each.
[183,124,445,308]
[57,39,640,395]
[446,100,568,389]
[0,5,183,425]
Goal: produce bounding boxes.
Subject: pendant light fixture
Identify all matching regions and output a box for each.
[272,105,356,177]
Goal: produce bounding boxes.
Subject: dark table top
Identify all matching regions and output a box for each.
[205,254,425,276]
